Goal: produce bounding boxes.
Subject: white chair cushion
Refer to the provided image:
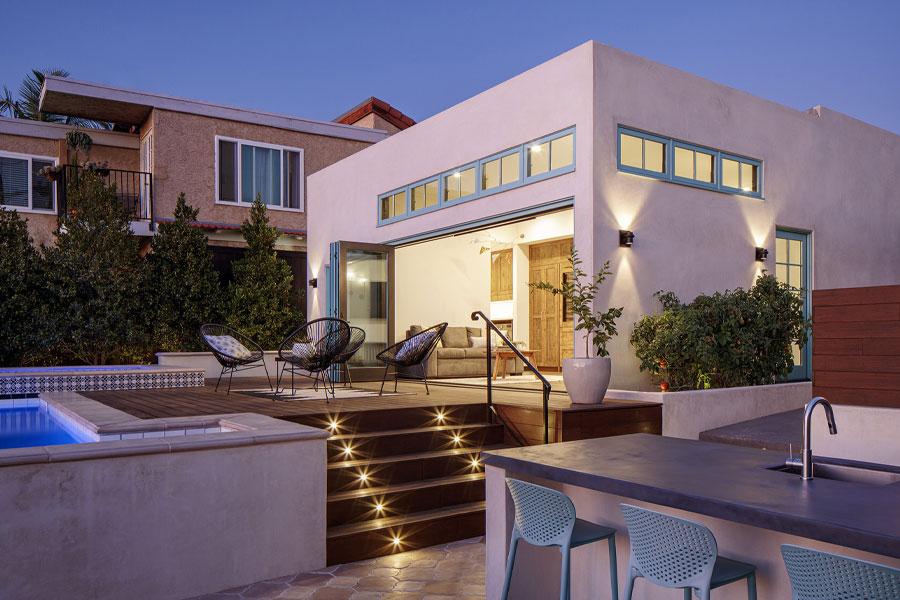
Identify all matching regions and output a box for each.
[205,335,252,360]
[292,341,317,358]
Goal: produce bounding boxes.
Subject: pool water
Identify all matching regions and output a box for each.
[0,405,84,449]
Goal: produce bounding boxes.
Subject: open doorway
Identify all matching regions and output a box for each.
[392,208,574,385]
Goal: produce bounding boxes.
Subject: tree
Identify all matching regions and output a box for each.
[41,171,147,364]
[225,197,299,348]
[0,69,111,129]
[147,193,221,352]
[0,208,41,366]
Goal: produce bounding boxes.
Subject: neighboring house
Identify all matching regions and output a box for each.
[306,41,900,390]
[0,78,414,299]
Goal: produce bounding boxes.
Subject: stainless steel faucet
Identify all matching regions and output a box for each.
[788,396,838,480]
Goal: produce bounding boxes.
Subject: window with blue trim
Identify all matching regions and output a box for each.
[377,127,575,225]
[617,126,762,198]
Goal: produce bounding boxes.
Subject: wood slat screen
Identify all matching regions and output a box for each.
[812,285,900,407]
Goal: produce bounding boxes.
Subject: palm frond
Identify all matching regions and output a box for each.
[6,68,111,129]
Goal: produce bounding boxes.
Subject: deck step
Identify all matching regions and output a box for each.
[326,472,485,526]
[327,445,501,492]
[326,422,504,461]
[286,403,490,434]
[326,501,486,565]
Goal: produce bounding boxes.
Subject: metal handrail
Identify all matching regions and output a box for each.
[471,310,552,444]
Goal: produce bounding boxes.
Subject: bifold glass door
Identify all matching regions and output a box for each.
[327,241,394,380]
[775,229,811,380]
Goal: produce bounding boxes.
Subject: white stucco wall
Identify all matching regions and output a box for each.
[307,41,900,391]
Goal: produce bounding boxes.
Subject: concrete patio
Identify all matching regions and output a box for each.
[193,537,485,600]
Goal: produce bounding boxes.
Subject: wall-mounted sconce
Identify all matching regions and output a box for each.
[309,278,318,288]
[619,230,635,248]
[754,247,769,262]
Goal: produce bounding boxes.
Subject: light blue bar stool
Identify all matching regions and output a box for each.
[501,478,619,600]
[620,504,757,600]
[782,544,900,600]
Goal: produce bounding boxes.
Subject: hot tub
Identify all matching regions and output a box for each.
[0,364,205,395]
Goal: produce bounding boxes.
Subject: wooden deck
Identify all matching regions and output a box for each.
[81,377,662,444]
[81,377,567,420]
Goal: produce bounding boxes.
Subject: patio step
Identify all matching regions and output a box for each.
[288,402,491,433]
[327,444,502,492]
[326,422,505,461]
[326,472,485,526]
[326,501,486,565]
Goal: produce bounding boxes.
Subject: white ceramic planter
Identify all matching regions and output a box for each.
[562,357,611,404]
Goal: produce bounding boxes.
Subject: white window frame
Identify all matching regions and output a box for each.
[214,135,305,212]
[0,150,57,213]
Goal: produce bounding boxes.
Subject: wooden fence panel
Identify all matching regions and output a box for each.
[812,284,900,408]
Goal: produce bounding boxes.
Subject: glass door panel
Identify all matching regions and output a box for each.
[328,241,394,380]
[775,229,810,380]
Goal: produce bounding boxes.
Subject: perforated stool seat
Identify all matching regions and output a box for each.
[501,478,619,600]
[620,504,757,600]
[782,544,900,600]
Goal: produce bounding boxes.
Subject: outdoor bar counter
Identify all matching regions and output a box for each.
[483,434,900,599]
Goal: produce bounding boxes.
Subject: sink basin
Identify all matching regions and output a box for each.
[767,462,900,486]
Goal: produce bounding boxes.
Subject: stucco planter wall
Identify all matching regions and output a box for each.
[606,381,812,439]
[813,405,900,466]
[157,350,281,380]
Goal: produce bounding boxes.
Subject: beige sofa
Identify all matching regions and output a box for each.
[407,325,524,379]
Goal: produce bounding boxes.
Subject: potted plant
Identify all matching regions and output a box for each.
[38,164,64,182]
[530,249,622,404]
[65,129,93,165]
[85,161,110,177]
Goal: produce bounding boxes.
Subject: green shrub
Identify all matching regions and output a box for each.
[147,193,222,352]
[630,274,809,390]
[0,208,42,366]
[41,171,149,364]
[224,197,300,348]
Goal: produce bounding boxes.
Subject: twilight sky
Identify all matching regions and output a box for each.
[2,0,899,134]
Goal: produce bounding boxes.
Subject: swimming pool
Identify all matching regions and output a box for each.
[0,400,91,449]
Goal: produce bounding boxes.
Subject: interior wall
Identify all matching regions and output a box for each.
[394,209,574,345]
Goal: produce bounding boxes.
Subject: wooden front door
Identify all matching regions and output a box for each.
[529,238,573,370]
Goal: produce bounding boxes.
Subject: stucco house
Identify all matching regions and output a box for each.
[0,78,413,297]
[306,41,900,390]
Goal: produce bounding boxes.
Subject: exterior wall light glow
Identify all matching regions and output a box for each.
[755,247,769,262]
[619,230,635,247]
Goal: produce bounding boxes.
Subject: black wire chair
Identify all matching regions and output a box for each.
[332,326,367,388]
[199,323,272,395]
[275,318,351,401]
[377,322,447,396]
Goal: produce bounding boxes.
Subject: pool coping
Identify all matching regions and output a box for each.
[0,392,328,467]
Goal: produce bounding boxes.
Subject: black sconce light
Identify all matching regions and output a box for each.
[619,230,635,248]
[754,247,769,262]
[309,278,318,288]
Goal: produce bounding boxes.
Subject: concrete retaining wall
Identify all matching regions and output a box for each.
[607,382,811,439]
[0,395,328,600]
[157,350,281,380]
[813,405,900,466]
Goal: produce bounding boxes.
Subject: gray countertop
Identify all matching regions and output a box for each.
[483,434,900,559]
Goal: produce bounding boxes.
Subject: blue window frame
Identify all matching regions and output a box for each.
[775,228,812,381]
[617,125,763,199]
[376,127,575,226]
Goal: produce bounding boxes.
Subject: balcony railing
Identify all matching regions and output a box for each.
[58,165,153,226]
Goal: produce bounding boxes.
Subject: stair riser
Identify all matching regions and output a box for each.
[327,425,504,461]
[326,510,485,565]
[328,453,485,491]
[327,479,485,527]
[286,404,490,434]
